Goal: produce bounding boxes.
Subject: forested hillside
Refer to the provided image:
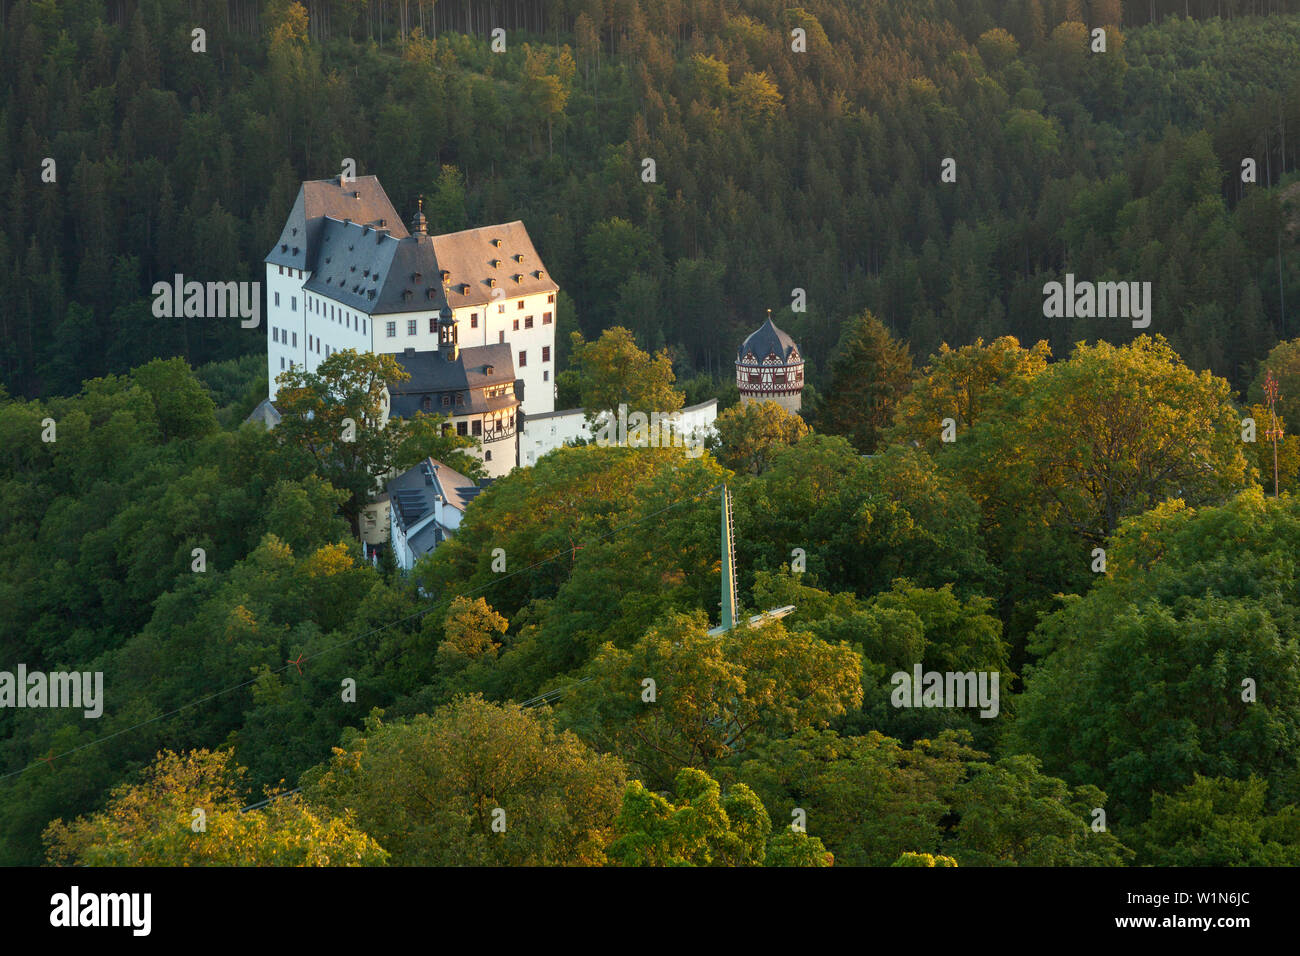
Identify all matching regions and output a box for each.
[3,0,1300,398]
[6,0,1300,869]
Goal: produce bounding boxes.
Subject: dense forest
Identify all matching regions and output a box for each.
[4,0,1300,399]
[5,0,1300,867]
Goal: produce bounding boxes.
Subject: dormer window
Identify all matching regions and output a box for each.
[487,278,496,288]
[491,238,502,248]
[514,253,525,263]
[490,259,501,268]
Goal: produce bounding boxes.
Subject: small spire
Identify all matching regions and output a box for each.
[412,195,428,237]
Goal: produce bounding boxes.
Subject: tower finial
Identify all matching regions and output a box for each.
[412,195,428,237]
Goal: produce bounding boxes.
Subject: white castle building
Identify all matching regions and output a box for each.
[262,175,558,477]
[261,174,723,567]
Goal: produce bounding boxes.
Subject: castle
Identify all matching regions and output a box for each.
[262,174,556,479]
[260,176,806,567]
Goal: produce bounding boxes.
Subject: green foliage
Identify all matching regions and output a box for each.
[608,766,829,867]
[302,696,626,866]
[708,400,810,475]
[43,749,386,866]
[1010,489,1300,822]
[560,612,863,789]
[1135,775,1300,866]
[560,327,683,420]
[820,311,913,454]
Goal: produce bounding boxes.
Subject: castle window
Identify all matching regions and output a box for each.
[442,395,450,407]
[457,421,467,436]
[422,396,432,412]
[455,393,464,406]
[291,296,297,311]
[542,346,550,362]
[386,322,396,338]
[275,292,280,307]
[499,331,505,343]
[547,294,555,303]
[471,313,479,328]
[429,317,437,334]
[519,351,527,368]
[498,304,505,313]
[279,265,284,275]
[513,319,519,331]
[485,450,492,462]
[525,316,534,329]
[543,370,549,381]
[292,333,297,346]
[543,312,552,324]
[473,420,482,436]
[407,320,417,336]
[517,301,525,310]
[281,357,285,370]
[363,319,367,334]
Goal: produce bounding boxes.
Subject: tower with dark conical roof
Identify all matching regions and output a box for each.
[736,311,804,414]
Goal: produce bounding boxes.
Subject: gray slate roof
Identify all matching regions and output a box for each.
[303,218,449,316]
[738,317,801,364]
[266,176,408,273]
[434,221,558,309]
[267,176,555,320]
[244,398,281,429]
[388,344,519,419]
[386,456,484,537]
